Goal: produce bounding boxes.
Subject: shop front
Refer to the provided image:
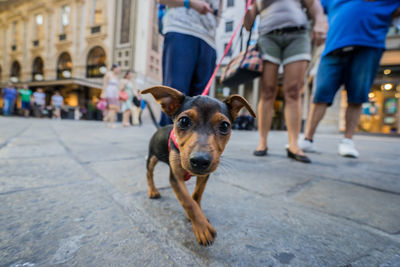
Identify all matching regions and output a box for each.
[357,66,400,134]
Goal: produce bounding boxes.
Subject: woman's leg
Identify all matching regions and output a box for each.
[132,106,140,125]
[255,62,279,152]
[282,60,308,155]
[109,107,118,127]
[122,109,130,126]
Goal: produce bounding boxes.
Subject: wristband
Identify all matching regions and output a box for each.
[184,0,190,9]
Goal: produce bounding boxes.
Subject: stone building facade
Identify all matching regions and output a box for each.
[0,0,162,118]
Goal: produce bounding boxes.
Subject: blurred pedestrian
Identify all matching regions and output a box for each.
[51,90,64,120]
[32,88,46,118]
[120,70,134,127]
[299,0,400,158]
[158,0,223,126]
[245,0,326,163]
[18,85,32,117]
[131,84,142,126]
[101,64,120,128]
[2,82,17,116]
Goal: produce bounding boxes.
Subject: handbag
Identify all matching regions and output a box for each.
[132,96,141,107]
[96,98,107,111]
[119,90,128,101]
[220,26,263,87]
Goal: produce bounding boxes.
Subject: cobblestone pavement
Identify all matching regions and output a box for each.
[1,116,399,266]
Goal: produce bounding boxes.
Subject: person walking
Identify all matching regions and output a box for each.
[2,82,17,116]
[299,0,400,158]
[51,91,64,120]
[158,0,223,126]
[244,0,326,163]
[120,70,134,127]
[18,85,32,117]
[101,64,120,128]
[32,88,46,118]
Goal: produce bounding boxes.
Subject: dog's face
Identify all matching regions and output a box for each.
[141,86,256,176]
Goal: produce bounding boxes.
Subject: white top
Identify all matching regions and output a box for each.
[52,95,64,107]
[162,0,220,49]
[105,74,119,99]
[256,0,308,35]
[33,91,46,106]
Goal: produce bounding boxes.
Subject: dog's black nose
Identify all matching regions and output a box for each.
[190,152,211,170]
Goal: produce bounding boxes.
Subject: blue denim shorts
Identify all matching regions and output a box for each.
[313,46,383,105]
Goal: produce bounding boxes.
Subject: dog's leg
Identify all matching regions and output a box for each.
[146,155,161,199]
[192,175,209,208]
[169,171,216,246]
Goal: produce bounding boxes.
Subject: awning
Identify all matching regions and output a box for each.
[0,78,103,90]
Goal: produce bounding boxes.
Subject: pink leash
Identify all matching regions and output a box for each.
[201,0,254,96]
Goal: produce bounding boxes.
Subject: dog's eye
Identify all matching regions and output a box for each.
[219,121,231,135]
[177,116,192,130]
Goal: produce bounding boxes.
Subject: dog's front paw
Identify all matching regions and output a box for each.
[148,189,161,199]
[192,220,217,246]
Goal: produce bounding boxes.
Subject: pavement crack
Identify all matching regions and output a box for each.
[0,123,31,150]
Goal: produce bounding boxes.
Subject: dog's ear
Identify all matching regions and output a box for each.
[224,94,256,121]
[141,86,185,117]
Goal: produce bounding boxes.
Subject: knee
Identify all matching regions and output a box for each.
[284,82,302,102]
[259,84,277,102]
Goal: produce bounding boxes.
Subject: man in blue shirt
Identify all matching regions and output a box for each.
[300,0,400,158]
[2,82,17,116]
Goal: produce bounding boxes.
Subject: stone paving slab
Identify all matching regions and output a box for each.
[0,183,196,267]
[293,179,400,234]
[0,156,91,194]
[1,117,400,266]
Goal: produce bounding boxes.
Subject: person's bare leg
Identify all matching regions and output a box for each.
[304,103,328,140]
[344,103,362,139]
[255,62,279,152]
[109,108,117,127]
[122,110,130,126]
[282,61,308,155]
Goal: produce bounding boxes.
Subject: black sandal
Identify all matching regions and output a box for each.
[253,148,268,157]
[286,148,311,163]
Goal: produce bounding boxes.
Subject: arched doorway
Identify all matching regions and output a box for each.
[86,46,106,78]
[57,52,72,79]
[32,57,44,81]
[10,61,21,82]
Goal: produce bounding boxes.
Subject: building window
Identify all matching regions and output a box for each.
[57,52,72,79]
[120,0,131,44]
[224,43,232,57]
[86,46,106,78]
[32,57,44,81]
[34,14,43,41]
[60,5,70,33]
[10,61,21,82]
[12,21,18,46]
[91,0,103,25]
[151,1,159,52]
[227,0,234,7]
[225,21,233,32]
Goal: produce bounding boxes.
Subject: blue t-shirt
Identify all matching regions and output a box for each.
[321,0,400,57]
[3,87,17,100]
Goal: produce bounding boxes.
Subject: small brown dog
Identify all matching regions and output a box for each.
[141,85,255,246]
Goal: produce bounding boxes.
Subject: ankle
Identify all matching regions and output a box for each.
[305,137,313,143]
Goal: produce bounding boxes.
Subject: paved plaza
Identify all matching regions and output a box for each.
[0,116,400,266]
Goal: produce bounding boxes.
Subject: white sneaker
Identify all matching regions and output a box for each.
[298,138,316,153]
[338,138,359,158]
